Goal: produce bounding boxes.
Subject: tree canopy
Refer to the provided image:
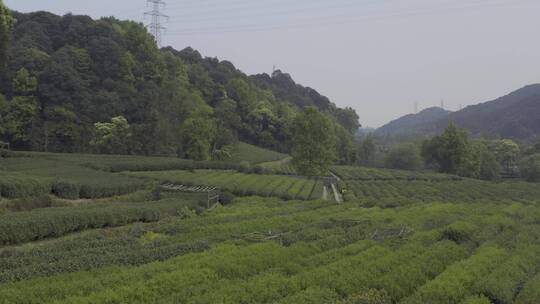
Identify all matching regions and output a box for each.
[0,10,359,160]
[291,107,336,176]
[0,0,14,66]
[421,124,500,180]
[385,143,423,171]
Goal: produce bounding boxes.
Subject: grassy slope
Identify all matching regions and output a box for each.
[229,142,288,164]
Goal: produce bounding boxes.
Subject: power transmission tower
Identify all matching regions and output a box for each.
[145,0,168,47]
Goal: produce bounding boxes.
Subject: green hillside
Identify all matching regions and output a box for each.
[0,11,358,158]
[229,142,288,164]
[377,85,540,142]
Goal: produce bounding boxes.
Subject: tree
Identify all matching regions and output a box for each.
[422,126,502,179]
[13,68,37,94]
[335,107,360,134]
[479,149,500,180]
[422,124,470,174]
[385,143,423,171]
[520,154,540,182]
[488,139,520,172]
[0,68,39,147]
[91,116,132,154]
[535,141,540,153]
[291,107,336,176]
[335,125,356,165]
[0,0,14,66]
[180,100,217,161]
[357,135,376,166]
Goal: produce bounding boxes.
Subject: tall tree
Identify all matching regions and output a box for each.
[0,0,13,67]
[179,97,217,161]
[91,116,132,155]
[291,107,336,176]
[489,139,520,171]
[520,154,540,182]
[0,68,39,147]
[422,124,470,174]
[357,135,376,166]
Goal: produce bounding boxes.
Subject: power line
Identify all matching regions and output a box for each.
[166,0,388,25]
[166,0,384,20]
[144,0,168,47]
[166,0,532,36]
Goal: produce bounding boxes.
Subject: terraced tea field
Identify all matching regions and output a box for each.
[334,165,540,207]
[1,194,540,303]
[127,170,324,200]
[1,154,540,303]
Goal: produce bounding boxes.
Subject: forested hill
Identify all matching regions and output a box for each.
[0,10,359,158]
[375,107,452,138]
[376,85,540,142]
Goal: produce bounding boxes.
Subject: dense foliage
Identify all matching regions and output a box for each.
[292,107,337,176]
[0,11,358,159]
[0,0,13,66]
[421,125,501,180]
[384,143,423,171]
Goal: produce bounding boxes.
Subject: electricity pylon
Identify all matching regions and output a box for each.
[145,0,168,47]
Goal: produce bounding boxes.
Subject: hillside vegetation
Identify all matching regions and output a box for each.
[376,107,452,138]
[0,10,359,159]
[376,85,540,142]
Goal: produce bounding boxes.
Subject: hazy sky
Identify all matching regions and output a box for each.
[6,0,540,127]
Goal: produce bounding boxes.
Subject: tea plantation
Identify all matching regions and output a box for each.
[0,152,540,303]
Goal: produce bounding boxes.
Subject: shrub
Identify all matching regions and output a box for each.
[341,289,392,304]
[253,165,264,174]
[404,246,507,304]
[473,246,540,304]
[219,191,235,205]
[0,148,13,158]
[151,185,162,201]
[4,195,52,212]
[461,295,492,304]
[176,207,197,219]
[439,222,477,243]
[0,173,51,198]
[238,161,252,173]
[52,180,80,199]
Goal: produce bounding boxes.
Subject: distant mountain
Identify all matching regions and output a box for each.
[376,107,452,137]
[376,84,540,142]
